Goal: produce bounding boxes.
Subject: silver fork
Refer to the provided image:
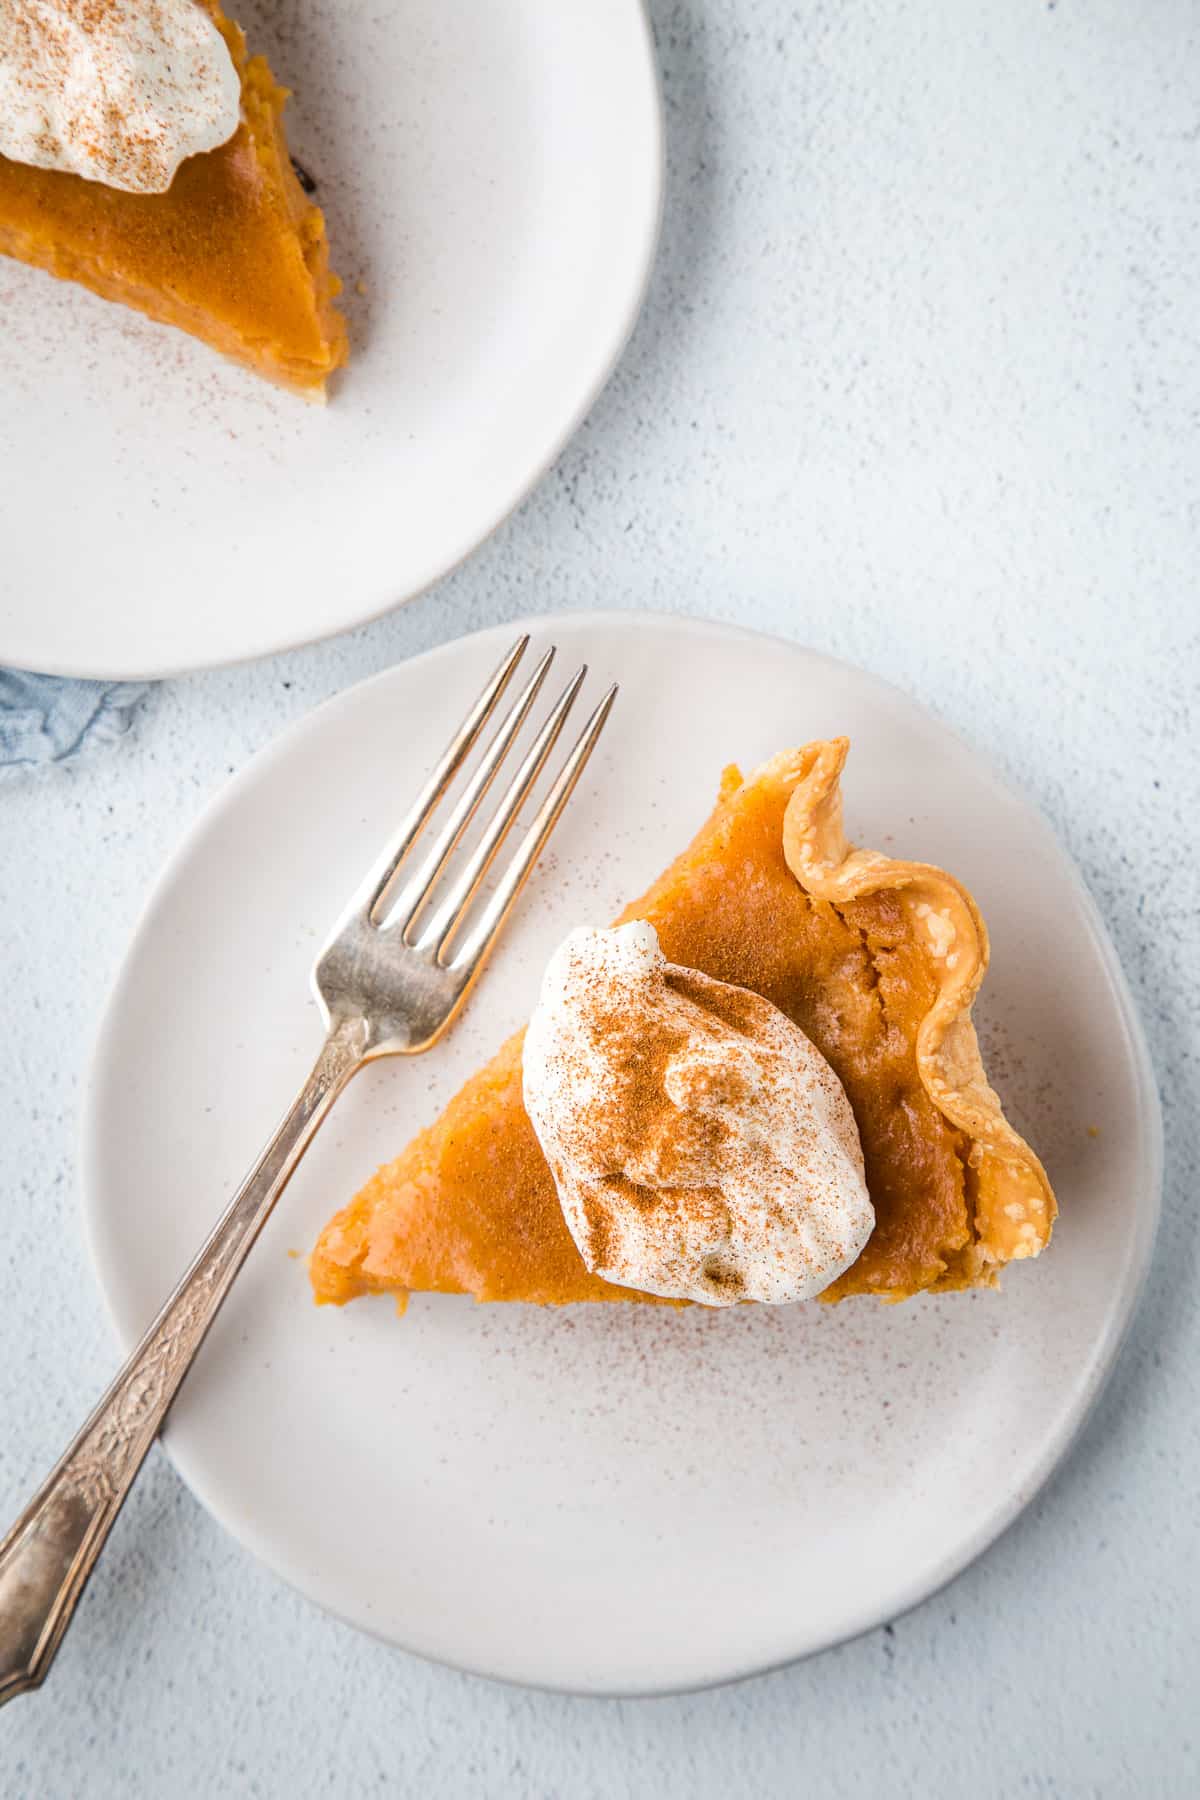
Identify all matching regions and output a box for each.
[0,637,615,1705]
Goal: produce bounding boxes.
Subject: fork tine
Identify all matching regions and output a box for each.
[442,683,618,975]
[364,634,529,923]
[413,663,588,954]
[389,647,557,935]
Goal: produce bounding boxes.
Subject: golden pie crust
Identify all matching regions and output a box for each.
[0,2,347,396]
[310,739,1056,1310]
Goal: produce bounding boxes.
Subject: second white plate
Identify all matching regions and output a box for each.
[0,1,661,677]
[84,613,1161,1693]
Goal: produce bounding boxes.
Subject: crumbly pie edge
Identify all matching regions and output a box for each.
[780,737,1057,1278]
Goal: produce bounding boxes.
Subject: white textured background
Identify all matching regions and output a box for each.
[3,0,1199,1793]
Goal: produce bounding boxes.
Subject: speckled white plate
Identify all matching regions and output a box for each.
[0,3,661,679]
[83,613,1161,1694]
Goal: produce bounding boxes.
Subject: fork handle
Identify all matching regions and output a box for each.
[0,1017,364,1705]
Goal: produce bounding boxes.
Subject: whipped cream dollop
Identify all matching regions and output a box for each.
[0,0,240,194]
[523,923,875,1306]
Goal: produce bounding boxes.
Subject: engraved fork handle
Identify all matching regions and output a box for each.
[0,1017,365,1705]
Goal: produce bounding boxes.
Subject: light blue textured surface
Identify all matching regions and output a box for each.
[2,0,1198,1793]
[0,672,149,772]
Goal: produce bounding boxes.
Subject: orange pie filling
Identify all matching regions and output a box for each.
[310,740,1056,1310]
[0,3,347,396]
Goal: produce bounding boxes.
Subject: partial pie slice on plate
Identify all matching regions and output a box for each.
[0,0,347,396]
[310,738,1056,1310]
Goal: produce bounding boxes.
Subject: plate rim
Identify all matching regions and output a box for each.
[80,609,1164,1694]
[0,4,664,681]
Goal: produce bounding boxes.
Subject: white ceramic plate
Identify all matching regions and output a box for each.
[0,4,661,678]
[83,613,1161,1694]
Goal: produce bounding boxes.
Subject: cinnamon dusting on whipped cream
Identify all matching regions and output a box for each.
[0,0,240,193]
[522,923,875,1306]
